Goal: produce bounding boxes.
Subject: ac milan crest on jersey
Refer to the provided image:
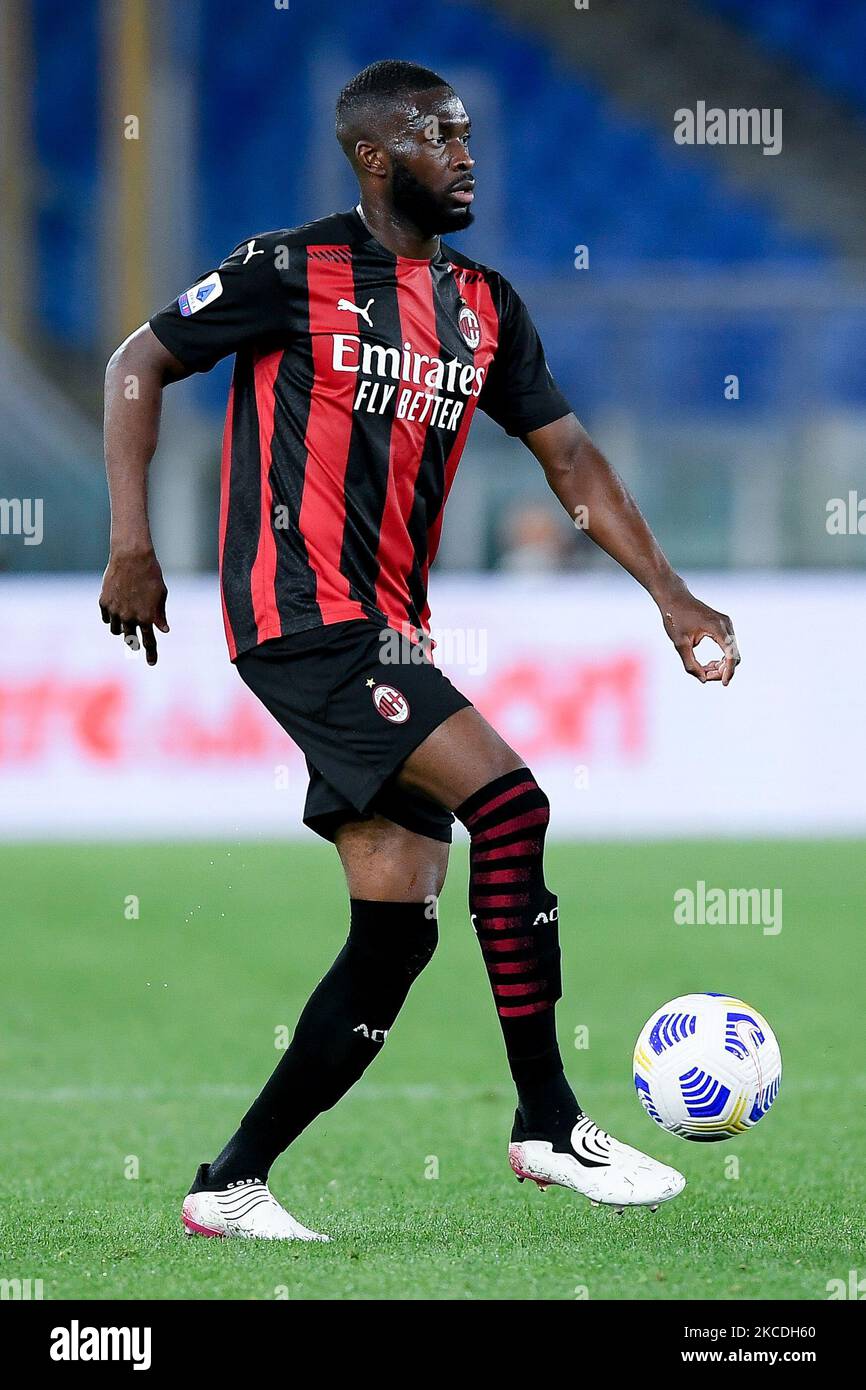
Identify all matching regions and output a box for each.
[458,303,481,349]
[372,684,410,724]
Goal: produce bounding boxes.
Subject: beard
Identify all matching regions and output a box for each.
[391,159,475,236]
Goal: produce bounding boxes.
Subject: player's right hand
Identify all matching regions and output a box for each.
[99,548,169,667]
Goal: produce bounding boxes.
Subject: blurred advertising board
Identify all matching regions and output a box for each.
[0,574,862,839]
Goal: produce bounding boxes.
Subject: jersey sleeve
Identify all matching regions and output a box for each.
[478,278,571,437]
[148,237,288,373]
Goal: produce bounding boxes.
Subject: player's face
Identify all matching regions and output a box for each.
[388,88,475,235]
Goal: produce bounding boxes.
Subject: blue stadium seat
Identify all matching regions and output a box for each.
[699,0,866,111]
[30,0,852,412]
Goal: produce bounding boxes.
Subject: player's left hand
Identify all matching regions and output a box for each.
[658,585,740,685]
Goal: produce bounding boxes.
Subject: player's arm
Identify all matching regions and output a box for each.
[478,276,739,685]
[99,236,288,665]
[100,325,188,666]
[524,412,740,685]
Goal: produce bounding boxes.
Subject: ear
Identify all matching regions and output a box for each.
[355,140,388,179]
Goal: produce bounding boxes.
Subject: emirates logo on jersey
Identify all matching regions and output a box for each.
[458,304,481,349]
[372,684,410,724]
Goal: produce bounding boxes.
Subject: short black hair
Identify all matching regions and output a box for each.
[336,59,452,156]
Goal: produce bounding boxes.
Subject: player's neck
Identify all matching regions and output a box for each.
[355,200,440,261]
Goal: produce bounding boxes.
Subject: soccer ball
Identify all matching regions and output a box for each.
[633,993,781,1141]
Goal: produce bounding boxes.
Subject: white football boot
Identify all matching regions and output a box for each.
[509,1114,685,1212]
[181,1165,329,1241]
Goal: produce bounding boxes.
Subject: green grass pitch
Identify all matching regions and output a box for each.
[1,839,862,1301]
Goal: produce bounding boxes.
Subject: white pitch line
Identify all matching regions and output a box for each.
[0,1076,853,1105]
[0,1081,518,1104]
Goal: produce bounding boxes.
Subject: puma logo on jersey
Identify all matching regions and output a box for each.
[353,1023,389,1043]
[337,296,374,327]
[243,240,265,264]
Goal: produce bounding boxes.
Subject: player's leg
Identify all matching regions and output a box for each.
[183,817,445,1239]
[208,815,445,1181]
[397,706,685,1210]
[397,708,577,1136]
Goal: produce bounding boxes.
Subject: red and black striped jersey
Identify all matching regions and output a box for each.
[149,208,570,659]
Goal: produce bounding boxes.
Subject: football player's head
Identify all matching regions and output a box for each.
[336,59,475,235]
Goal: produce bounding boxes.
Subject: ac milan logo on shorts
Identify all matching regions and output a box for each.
[458,304,481,349]
[372,684,410,724]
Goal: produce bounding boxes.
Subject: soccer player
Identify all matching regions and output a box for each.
[100,60,739,1240]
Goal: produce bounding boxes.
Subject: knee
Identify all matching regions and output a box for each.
[337,815,449,901]
[348,898,439,981]
[365,850,448,903]
[527,777,551,826]
[458,767,551,840]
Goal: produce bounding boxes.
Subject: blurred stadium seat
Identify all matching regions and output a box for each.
[700,0,866,111]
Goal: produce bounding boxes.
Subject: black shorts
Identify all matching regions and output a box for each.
[235,621,472,844]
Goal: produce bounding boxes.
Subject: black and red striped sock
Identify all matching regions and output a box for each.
[456,768,580,1141]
